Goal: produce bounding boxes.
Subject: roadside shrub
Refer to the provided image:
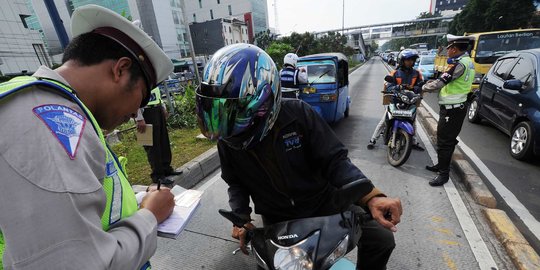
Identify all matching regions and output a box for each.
[167,85,198,129]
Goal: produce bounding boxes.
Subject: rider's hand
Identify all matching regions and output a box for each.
[367,196,402,232]
[232,222,255,255]
[140,188,175,223]
[136,119,146,133]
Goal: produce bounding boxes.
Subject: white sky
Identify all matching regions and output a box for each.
[267,0,432,35]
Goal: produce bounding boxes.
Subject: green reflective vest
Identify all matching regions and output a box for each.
[439,55,475,105]
[147,86,162,106]
[0,76,148,269]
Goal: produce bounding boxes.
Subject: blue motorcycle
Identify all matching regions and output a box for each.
[382,76,423,167]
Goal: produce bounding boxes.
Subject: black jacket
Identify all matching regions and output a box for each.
[218,99,375,223]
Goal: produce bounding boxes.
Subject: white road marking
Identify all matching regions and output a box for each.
[421,100,540,242]
[417,119,498,270]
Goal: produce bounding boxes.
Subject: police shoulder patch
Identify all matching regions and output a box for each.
[33,104,86,160]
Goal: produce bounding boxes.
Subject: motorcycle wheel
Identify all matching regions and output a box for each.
[387,129,412,167]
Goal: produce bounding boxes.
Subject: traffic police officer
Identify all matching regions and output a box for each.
[0,5,174,269]
[422,34,476,186]
[280,53,308,98]
[135,84,181,185]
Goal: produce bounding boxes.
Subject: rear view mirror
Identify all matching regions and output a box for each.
[503,79,523,91]
[384,75,396,84]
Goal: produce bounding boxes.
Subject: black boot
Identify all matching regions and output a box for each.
[425,164,439,172]
[429,171,449,186]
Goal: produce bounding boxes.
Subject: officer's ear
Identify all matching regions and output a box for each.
[112,57,133,83]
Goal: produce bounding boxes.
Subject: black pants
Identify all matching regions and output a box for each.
[262,212,395,270]
[436,105,468,173]
[142,106,173,182]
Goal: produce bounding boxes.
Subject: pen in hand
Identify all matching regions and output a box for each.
[157,179,161,190]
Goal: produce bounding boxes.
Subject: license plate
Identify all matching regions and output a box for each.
[392,109,413,117]
[303,87,316,94]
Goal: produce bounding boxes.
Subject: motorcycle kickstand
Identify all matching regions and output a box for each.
[232,244,252,255]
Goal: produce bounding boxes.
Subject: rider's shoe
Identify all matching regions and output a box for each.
[367,140,376,150]
[412,143,425,151]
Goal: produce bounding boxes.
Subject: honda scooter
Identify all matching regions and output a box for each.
[219,179,373,270]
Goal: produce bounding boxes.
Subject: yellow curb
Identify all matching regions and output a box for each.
[483,209,540,269]
[425,118,438,141]
[505,242,540,270]
[484,208,528,245]
[468,175,497,208]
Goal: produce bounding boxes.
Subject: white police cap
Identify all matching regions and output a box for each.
[70,4,173,91]
[446,34,475,49]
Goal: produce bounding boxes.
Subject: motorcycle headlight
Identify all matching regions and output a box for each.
[272,231,320,270]
[322,235,349,267]
[400,94,410,103]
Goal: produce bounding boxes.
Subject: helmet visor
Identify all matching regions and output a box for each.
[195,83,273,142]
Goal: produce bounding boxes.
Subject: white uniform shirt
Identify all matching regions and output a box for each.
[0,66,158,269]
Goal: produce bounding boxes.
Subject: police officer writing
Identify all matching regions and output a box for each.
[196,44,402,270]
[280,53,308,98]
[422,34,476,186]
[0,5,174,269]
[135,85,182,186]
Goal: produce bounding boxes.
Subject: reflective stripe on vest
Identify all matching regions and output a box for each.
[0,76,148,269]
[280,67,298,90]
[146,87,162,106]
[439,56,475,105]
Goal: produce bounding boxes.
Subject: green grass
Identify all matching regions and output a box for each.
[0,231,4,268]
[111,127,215,186]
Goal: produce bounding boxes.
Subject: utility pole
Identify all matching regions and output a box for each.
[180,0,201,84]
[342,0,345,50]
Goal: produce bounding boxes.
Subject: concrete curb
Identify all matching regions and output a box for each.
[484,209,540,270]
[417,102,540,269]
[174,146,220,189]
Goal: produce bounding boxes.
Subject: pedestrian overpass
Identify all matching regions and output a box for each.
[314,16,454,55]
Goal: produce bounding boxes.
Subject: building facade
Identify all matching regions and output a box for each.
[190,18,249,55]
[134,0,189,59]
[430,0,469,16]
[184,0,269,42]
[0,0,51,75]
[28,0,189,61]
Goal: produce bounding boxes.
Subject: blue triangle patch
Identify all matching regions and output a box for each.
[33,104,86,160]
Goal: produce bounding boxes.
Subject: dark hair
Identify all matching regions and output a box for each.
[62,32,144,85]
[451,43,469,52]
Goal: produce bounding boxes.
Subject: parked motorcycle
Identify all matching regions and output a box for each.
[382,75,423,167]
[219,179,373,270]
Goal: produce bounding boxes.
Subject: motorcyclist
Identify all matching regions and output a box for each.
[280,53,308,98]
[367,49,425,150]
[195,43,402,270]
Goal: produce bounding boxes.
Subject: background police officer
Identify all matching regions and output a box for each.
[0,5,174,269]
[280,53,308,98]
[422,35,476,186]
[135,84,181,186]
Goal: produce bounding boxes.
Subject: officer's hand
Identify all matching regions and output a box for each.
[367,197,402,232]
[136,119,147,133]
[140,188,174,223]
[231,223,255,255]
